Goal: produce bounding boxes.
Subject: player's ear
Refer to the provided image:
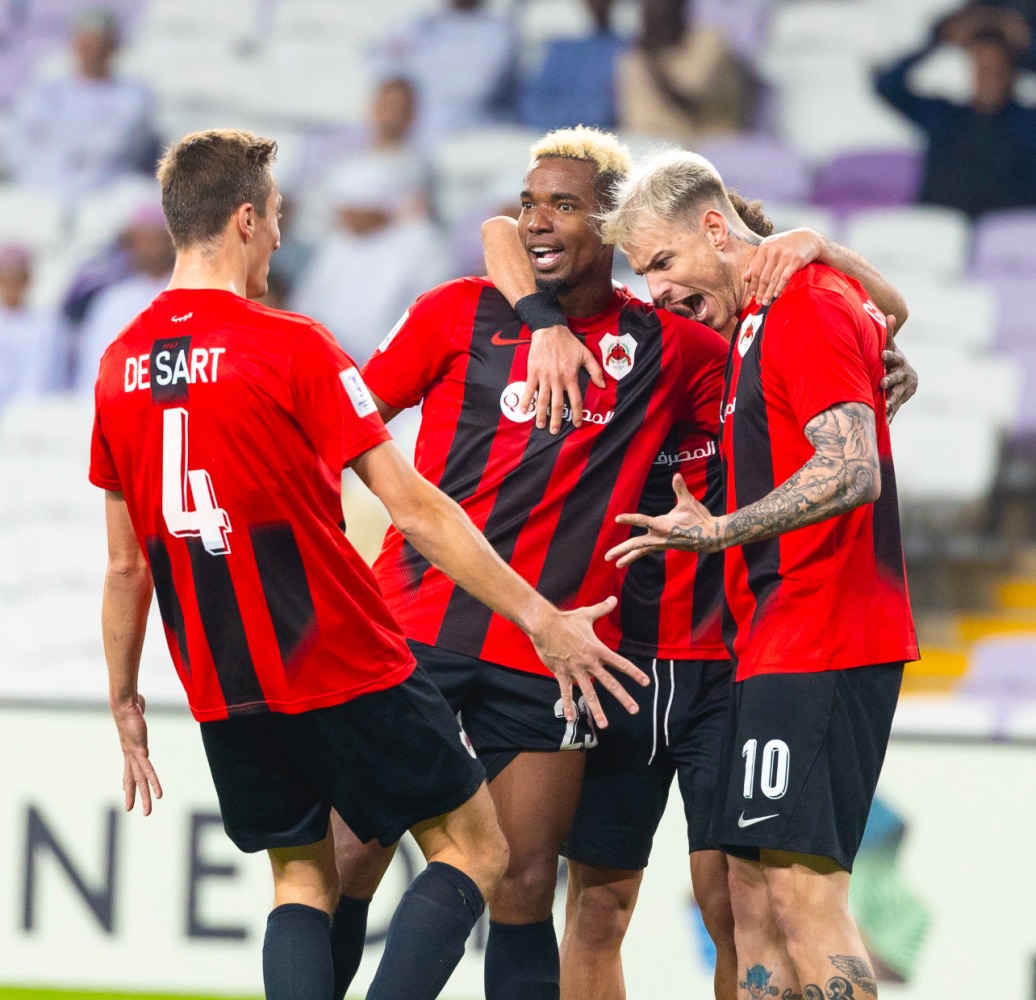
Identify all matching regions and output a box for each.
[234,202,255,242]
[702,209,729,250]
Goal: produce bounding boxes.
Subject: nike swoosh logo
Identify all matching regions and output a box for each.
[738,811,779,828]
[491,331,530,347]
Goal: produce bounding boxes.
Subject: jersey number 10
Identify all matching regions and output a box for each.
[162,407,233,556]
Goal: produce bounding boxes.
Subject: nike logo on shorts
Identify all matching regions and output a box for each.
[491,331,530,346]
[737,811,779,828]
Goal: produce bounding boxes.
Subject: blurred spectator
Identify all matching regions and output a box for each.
[874,20,1036,217]
[73,204,173,391]
[616,0,757,146]
[374,0,518,148]
[3,7,158,202]
[947,2,1036,69]
[518,0,628,131]
[289,156,449,364]
[0,245,66,407]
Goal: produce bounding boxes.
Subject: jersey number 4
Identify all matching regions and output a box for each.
[162,407,232,556]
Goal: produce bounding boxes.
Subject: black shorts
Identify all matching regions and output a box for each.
[199,666,485,853]
[411,640,597,781]
[710,662,904,872]
[563,657,733,871]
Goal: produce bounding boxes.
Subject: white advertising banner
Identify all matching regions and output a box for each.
[0,704,1033,998]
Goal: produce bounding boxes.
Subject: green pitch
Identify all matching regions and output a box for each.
[0,991,266,1000]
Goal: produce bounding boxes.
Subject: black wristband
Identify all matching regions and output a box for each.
[514,291,567,333]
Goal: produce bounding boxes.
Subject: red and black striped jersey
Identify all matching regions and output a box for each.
[363,277,727,676]
[720,264,918,681]
[608,420,728,662]
[89,288,416,722]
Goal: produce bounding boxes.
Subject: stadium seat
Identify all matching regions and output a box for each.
[763,203,840,239]
[890,410,1000,507]
[996,348,1036,435]
[841,205,971,279]
[896,343,1022,428]
[0,394,94,456]
[431,124,540,224]
[885,275,998,352]
[811,148,923,215]
[131,0,260,43]
[695,132,812,205]
[969,209,1036,280]
[693,0,772,60]
[959,634,1036,736]
[0,184,66,252]
[890,694,999,737]
[761,0,883,76]
[69,175,160,261]
[981,276,1036,352]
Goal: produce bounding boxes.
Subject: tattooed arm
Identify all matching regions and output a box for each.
[605,401,880,566]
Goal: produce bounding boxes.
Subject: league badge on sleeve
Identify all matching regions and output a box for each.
[340,366,378,418]
[599,333,637,381]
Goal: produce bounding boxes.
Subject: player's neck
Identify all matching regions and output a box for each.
[556,271,616,320]
[167,249,249,298]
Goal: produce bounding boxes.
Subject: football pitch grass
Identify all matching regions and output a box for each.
[0,991,268,1000]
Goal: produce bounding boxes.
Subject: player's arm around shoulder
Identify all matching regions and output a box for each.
[102,490,162,815]
[349,439,648,726]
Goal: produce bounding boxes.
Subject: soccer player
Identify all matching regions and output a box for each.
[89,128,645,1000]
[604,149,919,1000]
[480,155,914,1000]
[330,127,913,1000]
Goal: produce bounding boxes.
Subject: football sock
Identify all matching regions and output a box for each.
[262,903,333,1000]
[330,893,371,1000]
[484,918,560,1000]
[366,861,485,1000]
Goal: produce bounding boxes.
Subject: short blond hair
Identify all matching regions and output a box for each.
[601,148,734,250]
[527,127,632,209]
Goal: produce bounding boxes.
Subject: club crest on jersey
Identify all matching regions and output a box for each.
[737,313,763,358]
[599,333,636,380]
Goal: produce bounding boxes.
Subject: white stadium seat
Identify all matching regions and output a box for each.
[886,276,998,352]
[0,184,66,252]
[842,206,971,280]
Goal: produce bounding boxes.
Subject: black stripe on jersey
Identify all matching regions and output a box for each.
[400,286,526,590]
[617,422,683,653]
[691,455,725,645]
[146,535,190,676]
[872,457,908,584]
[537,302,663,606]
[250,523,318,671]
[727,311,782,626]
[187,539,267,715]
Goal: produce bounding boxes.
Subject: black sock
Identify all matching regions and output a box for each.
[484,918,560,1000]
[262,903,333,1000]
[330,894,370,1000]
[366,861,485,1000]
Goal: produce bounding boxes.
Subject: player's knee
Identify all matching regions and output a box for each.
[335,837,394,900]
[494,850,561,916]
[569,880,636,951]
[696,879,735,950]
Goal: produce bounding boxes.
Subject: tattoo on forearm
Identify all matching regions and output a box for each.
[722,402,878,549]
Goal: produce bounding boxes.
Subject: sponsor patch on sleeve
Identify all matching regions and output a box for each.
[339,366,378,418]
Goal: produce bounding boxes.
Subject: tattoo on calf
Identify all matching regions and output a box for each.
[802,970,874,1000]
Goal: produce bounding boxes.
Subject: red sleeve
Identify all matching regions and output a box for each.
[291,322,391,471]
[361,280,468,409]
[764,287,875,428]
[89,393,121,490]
[673,317,728,436]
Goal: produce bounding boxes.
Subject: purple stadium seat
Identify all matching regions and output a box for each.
[695,132,812,206]
[0,35,60,109]
[983,276,1036,351]
[970,209,1036,280]
[811,148,923,216]
[959,634,1036,736]
[693,0,772,60]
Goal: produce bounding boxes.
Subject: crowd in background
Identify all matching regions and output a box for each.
[1,0,1036,412]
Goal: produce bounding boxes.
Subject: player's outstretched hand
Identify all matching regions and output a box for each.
[880,316,917,424]
[606,474,722,569]
[112,694,162,816]
[743,228,824,307]
[521,324,606,434]
[531,596,649,729]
